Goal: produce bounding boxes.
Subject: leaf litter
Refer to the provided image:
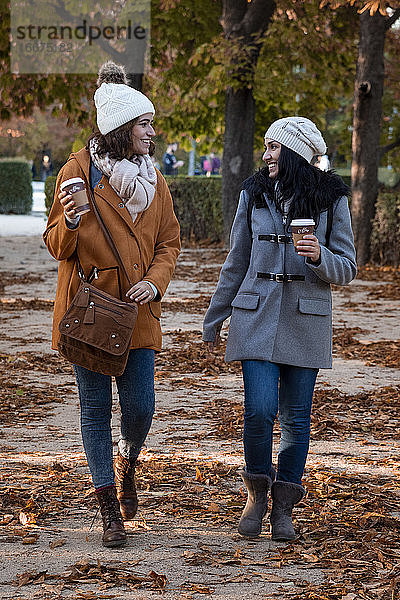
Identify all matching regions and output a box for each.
[1,255,400,599]
[0,352,74,426]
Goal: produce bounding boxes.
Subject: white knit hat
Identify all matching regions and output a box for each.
[94,61,155,135]
[264,117,326,163]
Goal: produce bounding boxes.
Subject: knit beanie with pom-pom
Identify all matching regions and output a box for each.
[94,61,155,135]
[264,117,326,163]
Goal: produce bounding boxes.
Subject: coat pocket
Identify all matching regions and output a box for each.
[231,292,260,310]
[298,297,330,316]
[148,300,161,321]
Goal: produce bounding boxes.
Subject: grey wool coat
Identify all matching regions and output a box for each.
[202,191,357,369]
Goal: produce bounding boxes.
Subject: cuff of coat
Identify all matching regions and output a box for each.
[306,255,321,267]
[305,245,328,275]
[202,327,220,343]
[65,214,81,229]
[143,280,159,300]
[143,279,161,301]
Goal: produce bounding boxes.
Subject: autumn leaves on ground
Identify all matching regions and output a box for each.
[1,237,400,600]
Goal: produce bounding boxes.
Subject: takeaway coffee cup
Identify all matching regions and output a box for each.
[290,219,315,250]
[60,177,90,216]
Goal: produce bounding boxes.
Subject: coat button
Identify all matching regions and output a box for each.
[133,264,139,270]
[98,183,104,189]
[129,231,134,237]
[119,202,124,209]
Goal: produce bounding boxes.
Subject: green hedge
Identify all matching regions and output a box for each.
[40,173,400,265]
[370,188,400,266]
[166,176,223,242]
[0,159,32,214]
[43,175,223,240]
[45,175,57,216]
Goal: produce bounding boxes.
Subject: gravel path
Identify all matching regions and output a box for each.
[0,236,399,600]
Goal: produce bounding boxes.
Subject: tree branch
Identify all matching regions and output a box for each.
[385,8,400,30]
[379,137,400,158]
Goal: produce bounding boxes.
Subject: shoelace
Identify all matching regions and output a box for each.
[103,497,122,526]
[89,507,99,531]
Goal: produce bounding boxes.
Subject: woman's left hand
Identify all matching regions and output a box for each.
[296,234,321,263]
[126,281,156,304]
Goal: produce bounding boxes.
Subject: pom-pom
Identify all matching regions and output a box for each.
[97,61,128,86]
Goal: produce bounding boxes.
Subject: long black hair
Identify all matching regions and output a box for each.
[243,145,349,228]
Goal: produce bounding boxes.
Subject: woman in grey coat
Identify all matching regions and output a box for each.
[203,117,357,540]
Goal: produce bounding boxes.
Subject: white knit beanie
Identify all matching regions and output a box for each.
[264,117,326,163]
[94,61,155,135]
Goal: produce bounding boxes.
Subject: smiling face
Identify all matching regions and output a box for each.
[263,138,281,179]
[131,113,155,155]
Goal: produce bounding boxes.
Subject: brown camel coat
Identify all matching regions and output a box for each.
[44,147,180,352]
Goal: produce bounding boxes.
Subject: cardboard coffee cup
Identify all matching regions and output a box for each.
[60,177,90,216]
[290,219,315,250]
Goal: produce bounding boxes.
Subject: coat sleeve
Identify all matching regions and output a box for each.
[142,173,181,298]
[306,196,357,285]
[202,190,252,342]
[43,163,80,261]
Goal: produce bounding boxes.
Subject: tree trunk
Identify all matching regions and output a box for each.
[221,0,275,243]
[127,73,143,91]
[222,87,255,240]
[351,12,386,266]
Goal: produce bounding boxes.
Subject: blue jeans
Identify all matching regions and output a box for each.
[74,349,155,490]
[241,360,318,485]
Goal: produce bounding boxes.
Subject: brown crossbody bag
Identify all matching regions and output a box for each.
[57,186,138,377]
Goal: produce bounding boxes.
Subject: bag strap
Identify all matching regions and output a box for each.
[87,186,133,287]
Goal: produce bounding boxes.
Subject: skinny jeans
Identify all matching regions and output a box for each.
[241,360,318,485]
[74,349,155,490]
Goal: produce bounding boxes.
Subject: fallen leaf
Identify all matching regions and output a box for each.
[22,534,39,544]
[19,511,36,526]
[49,538,66,549]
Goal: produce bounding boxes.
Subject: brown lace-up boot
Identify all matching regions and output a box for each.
[95,486,127,548]
[114,451,138,521]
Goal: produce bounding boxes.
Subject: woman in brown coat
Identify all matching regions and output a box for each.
[44,62,180,548]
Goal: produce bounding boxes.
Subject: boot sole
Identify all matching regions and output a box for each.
[238,527,261,538]
[102,538,127,548]
[271,534,296,541]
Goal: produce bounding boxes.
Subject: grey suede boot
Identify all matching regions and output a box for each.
[270,480,305,541]
[237,470,273,538]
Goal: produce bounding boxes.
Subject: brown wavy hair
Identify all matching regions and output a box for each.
[86,119,155,160]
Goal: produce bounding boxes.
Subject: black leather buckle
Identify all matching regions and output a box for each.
[257,272,305,282]
[258,234,292,244]
[258,234,274,242]
[277,235,292,244]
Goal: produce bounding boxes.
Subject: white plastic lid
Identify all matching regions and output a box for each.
[60,177,85,189]
[290,219,315,226]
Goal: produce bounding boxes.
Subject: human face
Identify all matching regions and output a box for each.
[131,113,155,155]
[263,138,281,179]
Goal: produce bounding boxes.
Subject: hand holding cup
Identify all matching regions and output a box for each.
[291,219,320,263]
[59,190,77,220]
[296,234,321,263]
[59,177,90,219]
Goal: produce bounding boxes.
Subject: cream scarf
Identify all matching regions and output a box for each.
[89,138,157,223]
